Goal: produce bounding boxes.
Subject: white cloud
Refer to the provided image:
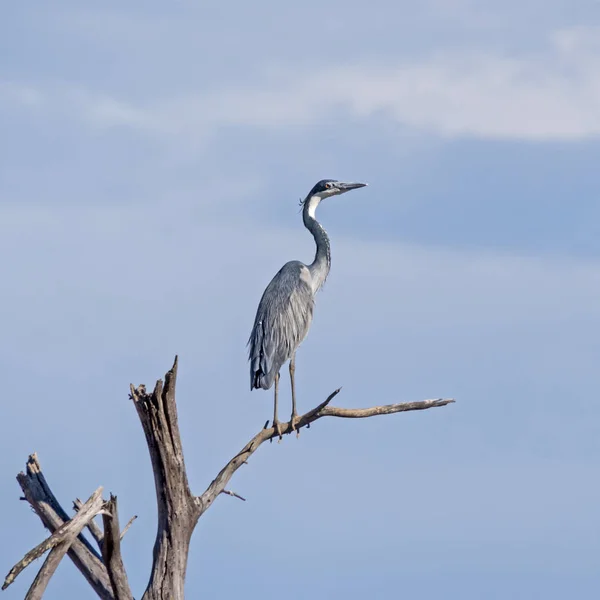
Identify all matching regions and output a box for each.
[2,27,600,141]
[166,27,600,141]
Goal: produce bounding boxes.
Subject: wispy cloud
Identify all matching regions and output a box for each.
[0,82,43,109]
[2,28,599,141]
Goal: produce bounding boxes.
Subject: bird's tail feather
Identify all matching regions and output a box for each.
[251,369,274,391]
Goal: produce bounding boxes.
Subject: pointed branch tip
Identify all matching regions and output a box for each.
[120,515,137,540]
[221,489,246,502]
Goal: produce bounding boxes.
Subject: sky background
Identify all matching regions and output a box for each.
[2,1,600,598]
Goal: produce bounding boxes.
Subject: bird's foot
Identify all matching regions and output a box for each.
[290,413,301,438]
[272,419,283,443]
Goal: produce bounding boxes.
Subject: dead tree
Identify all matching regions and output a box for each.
[3,356,454,599]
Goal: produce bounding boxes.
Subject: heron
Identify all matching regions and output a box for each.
[248,179,367,439]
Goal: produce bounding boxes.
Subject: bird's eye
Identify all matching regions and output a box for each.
[325,183,332,189]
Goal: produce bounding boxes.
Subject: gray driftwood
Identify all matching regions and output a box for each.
[3,356,454,599]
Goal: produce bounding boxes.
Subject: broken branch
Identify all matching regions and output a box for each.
[101,495,133,600]
[129,356,200,600]
[3,487,105,598]
[15,454,113,599]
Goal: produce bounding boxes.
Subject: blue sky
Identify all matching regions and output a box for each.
[2,2,600,598]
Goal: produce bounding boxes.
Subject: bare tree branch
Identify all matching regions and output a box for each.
[220,490,246,502]
[120,515,137,540]
[23,547,68,600]
[129,356,200,600]
[197,390,454,513]
[74,498,105,550]
[319,398,455,418]
[14,454,114,600]
[3,488,105,599]
[79,495,136,546]
[101,495,133,600]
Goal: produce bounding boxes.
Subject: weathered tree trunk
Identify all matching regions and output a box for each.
[130,365,201,600]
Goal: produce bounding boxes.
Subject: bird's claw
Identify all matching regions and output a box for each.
[290,414,301,439]
[273,419,283,443]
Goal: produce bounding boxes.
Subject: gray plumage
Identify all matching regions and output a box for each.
[249,260,314,390]
[247,178,367,436]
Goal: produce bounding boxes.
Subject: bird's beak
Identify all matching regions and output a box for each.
[335,182,368,192]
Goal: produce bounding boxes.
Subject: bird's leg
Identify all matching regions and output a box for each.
[273,372,283,442]
[289,353,300,437]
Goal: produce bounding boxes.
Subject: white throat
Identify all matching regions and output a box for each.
[306,194,322,219]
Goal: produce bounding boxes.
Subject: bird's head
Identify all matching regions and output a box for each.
[301,179,367,217]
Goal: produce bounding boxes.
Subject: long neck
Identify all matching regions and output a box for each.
[303,196,331,292]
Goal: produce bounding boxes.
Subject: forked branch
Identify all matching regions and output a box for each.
[198,387,454,512]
